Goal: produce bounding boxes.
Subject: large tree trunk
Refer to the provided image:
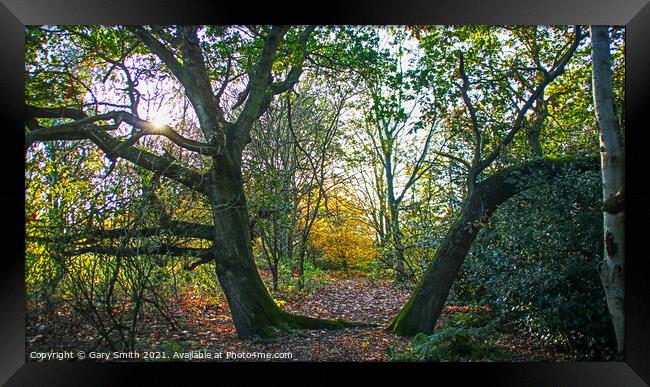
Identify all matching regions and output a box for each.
[590,25,625,354]
[388,158,598,336]
[210,157,285,338]
[387,190,484,335]
[210,155,368,338]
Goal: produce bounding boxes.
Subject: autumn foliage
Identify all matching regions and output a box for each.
[309,190,379,270]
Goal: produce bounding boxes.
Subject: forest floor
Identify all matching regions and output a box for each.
[26,270,573,362]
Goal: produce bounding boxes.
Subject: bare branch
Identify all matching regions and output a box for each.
[457,53,482,168]
[67,244,214,260]
[26,106,214,197]
[396,124,437,204]
[215,54,233,104]
[432,151,472,169]
[185,255,216,270]
[26,105,86,121]
[29,221,215,244]
[474,26,583,175]
[25,110,124,148]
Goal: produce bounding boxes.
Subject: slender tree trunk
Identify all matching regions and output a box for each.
[527,93,546,158]
[296,180,326,290]
[259,230,279,292]
[591,25,625,355]
[385,157,407,283]
[388,158,598,336]
[271,265,279,292]
[389,204,406,283]
[271,220,279,290]
[297,236,307,290]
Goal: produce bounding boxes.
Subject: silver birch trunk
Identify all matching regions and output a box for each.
[590,25,625,355]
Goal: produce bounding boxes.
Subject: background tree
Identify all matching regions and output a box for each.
[309,187,379,272]
[245,75,351,291]
[349,29,439,283]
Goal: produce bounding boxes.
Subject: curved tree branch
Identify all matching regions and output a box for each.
[26,106,214,197]
[29,220,215,244]
[67,244,214,261]
[127,26,226,147]
[474,26,584,176]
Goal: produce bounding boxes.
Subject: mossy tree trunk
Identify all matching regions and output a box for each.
[388,158,598,336]
[389,28,585,336]
[211,152,373,338]
[210,154,281,337]
[387,190,484,335]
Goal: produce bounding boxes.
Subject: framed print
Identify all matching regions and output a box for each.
[2,0,649,385]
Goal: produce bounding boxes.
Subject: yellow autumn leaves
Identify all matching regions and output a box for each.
[309,189,379,270]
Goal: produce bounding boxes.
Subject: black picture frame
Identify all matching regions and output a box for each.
[2,0,649,385]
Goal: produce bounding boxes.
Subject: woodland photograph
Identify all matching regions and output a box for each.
[24,25,625,362]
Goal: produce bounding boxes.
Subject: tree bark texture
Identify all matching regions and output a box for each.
[591,25,625,354]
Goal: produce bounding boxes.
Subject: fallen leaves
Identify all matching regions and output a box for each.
[25,272,575,362]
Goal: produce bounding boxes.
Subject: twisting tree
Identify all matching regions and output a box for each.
[25,25,367,338]
[388,25,592,336]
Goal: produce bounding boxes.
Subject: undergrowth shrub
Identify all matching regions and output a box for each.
[451,169,616,360]
[389,305,508,362]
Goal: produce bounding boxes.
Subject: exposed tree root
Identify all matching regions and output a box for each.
[282,311,379,329]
